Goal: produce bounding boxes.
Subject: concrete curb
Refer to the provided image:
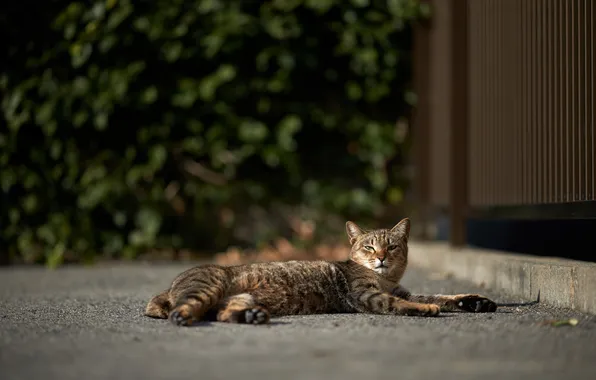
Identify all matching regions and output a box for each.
[408,241,596,315]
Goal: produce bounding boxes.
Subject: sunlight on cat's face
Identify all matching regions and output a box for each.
[345,218,410,278]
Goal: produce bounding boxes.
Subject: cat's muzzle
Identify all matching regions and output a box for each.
[374,258,389,274]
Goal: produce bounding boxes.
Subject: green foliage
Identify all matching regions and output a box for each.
[0,0,424,266]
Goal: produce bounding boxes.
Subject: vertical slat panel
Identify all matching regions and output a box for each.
[565,0,571,202]
[490,0,493,205]
[576,0,582,201]
[552,0,558,203]
[556,0,564,203]
[449,0,469,246]
[545,0,557,203]
[581,0,588,201]
[476,1,488,205]
[500,1,508,205]
[488,0,494,205]
[499,2,506,205]
[480,0,486,206]
[479,2,490,205]
[469,0,479,206]
[586,0,596,200]
[424,0,595,210]
[568,0,573,202]
[495,0,501,205]
[542,0,552,203]
[411,0,432,238]
[530,0,537,204]
[428,0,451,207]
[514,0,522,205]
[519,0,525,205]
[572,0,578,202]
[537,0,544,204]
[579,0,586,201]
[523,0,529,204]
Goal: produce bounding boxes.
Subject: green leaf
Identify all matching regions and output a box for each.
[106,0,118,10]
[22,194,39,214]
[351,0,369,7]
[346,81,362,100]
[36,101,55,125]
[163,42,183,62]
[94,113,108,130]
[135,207,162,242]
[149,145,167,170]
[113,212,127,227]
[77,180,112,209]
[70,43,93,68]
[1,171,16,192]
[217,64,237,81]
[239,120,268,143]
[73,111,89,127]
[277,115,302,151]
[81,165,107,186]
[141,86,158,104]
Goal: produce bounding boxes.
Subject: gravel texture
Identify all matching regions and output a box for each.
[1,262,595,380]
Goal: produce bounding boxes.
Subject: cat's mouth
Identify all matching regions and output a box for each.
[374,265,389,274]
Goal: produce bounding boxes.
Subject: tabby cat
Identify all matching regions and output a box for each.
[145,218,497,326]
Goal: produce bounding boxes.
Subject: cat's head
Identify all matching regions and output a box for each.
[345,218,410,281]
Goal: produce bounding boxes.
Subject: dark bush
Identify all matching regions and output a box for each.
[0,0,427,267]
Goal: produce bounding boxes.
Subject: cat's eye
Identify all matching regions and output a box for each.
[364,245,375,251]
[387,245,398,251]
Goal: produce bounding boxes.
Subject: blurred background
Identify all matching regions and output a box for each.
[1,0,594,268]
[0,0,427,267]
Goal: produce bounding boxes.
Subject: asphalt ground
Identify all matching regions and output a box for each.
[1,262,595,380]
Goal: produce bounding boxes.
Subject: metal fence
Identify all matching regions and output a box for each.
[412,0,596,245]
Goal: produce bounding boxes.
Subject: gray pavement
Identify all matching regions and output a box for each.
[1,262,595,380]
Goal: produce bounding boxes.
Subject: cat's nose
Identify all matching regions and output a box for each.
[377,255,386,262]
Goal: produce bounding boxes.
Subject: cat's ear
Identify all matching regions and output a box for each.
[345,221,364,245]
[390,218,410,238]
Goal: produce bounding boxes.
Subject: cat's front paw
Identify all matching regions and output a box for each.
[425,304,441,316]
[169,304,195,326]
[404,303,440,317]
[452,294,497,313]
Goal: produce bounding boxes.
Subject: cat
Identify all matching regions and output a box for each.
[145,218,497,326]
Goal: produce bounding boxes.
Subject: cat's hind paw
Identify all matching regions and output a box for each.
[217,304,270,324]
[401,303,440,317]
[169,305,195,326]
[242,307,270,325]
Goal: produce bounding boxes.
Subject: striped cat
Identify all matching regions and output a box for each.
[145,218,497,326]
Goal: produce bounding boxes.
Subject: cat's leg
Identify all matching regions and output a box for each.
[348,289,440,317]
[168,266,228,326]
[391,286,497,313]
[145,290,171,319]
[215,293,270,325]
[391,284,412,299]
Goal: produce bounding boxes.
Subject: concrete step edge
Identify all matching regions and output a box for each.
[408,241,596,315]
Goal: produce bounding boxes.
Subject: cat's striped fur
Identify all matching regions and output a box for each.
[145,218,497,326]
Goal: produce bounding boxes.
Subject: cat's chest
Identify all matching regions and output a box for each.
[347,274,398,293]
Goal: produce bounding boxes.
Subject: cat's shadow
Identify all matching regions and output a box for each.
[190,320,291,327]
[495,290,542,311]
